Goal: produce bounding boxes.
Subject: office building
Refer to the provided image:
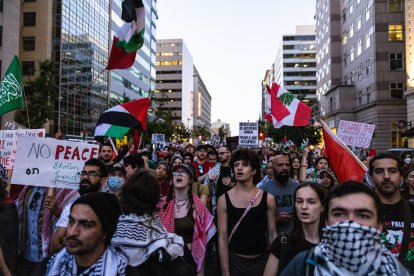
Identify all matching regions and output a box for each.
[316,0,407,152]
[193,66,211,135]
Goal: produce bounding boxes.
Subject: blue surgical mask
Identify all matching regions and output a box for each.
[107,176,123,191]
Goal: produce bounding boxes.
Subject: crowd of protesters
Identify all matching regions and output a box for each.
[1,138,414,275]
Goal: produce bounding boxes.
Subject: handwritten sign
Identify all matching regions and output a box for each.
[239,122,259,147]
[337,120,376,148]
[11,137,99,189]
[0,129,45,169]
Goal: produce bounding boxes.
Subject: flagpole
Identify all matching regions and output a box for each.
[23,88,31,129]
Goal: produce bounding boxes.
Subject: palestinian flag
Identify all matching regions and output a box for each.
[94,98,150,140]
[107,0,145,70]
[265,83,312,128]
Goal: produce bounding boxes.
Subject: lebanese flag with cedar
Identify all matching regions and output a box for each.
[265,83,312,128]
[321,120,367,183]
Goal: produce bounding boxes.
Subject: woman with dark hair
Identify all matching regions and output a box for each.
[290,156,301,181]
[183,152,194,164]
[263,182,325,275]
[111,170,184,275]
[401,168,414,202]
[319,169,336,192]
[159,164,216,275]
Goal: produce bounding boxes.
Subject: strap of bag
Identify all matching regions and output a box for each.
[399,199,412,263]
[228,189,263,244]
[304,246,316,276]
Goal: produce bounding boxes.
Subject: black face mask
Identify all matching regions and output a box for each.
[274,169,290,183]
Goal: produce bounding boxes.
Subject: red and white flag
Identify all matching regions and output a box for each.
[321,120,367,183]
[265,83,312,128]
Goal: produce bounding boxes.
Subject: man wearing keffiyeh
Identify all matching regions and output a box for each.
[280,181,410,275]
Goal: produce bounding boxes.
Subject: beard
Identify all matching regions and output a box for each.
[376,181,399,196]
[79,179,100,195]
[274,170,290,183]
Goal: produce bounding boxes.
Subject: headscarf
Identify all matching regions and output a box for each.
[314,221,400,275]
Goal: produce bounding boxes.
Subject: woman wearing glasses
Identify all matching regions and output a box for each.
[159,164,216,275]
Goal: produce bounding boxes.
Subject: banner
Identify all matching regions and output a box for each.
[0,129,45,169]
[11,137,99,189]
[239,122,259,147]
[337,120,375,148]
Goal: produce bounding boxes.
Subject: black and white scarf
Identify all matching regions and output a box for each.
[46,245,128,276]
[314,221,399,276]
[111,213,184,266]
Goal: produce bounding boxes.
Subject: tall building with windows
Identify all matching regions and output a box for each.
[193,66,211,134]
[19,0,110,136]
[316,0,407,152]
[155,39,212,136]
[273,25,317,102]
[406,0,414,146]
[0,0,21,125]
[211,119,231,138]
[109,0,157,103]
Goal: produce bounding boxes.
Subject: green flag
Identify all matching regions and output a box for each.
[0,55,24,116]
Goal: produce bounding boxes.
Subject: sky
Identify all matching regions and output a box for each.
[156,0,316,136]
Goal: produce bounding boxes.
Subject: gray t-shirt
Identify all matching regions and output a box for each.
[259,178,299,233]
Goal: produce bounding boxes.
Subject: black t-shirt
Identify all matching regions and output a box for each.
[216,166,233,200]
[269,234,316,274]
[381,199,414,269]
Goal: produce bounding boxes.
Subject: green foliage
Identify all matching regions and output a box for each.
[218,126,225,141]
[15,60,56,128]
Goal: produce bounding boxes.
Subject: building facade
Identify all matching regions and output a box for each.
[273,25,317,103]
[211,119,231,138]
[109,0,157,103]
[406,0,414,146]
[155,39,212,139]
[193,66,211,134]
[316,0,407,152]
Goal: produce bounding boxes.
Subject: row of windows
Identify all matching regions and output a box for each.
[284,62,316,68]
[156,79,182,83]
[155,89,182,93]
[156,52,182,56]
[283,44,316,50]
[283,35,315,41]
[156,61,183,66]
[283,53,315,59]
[157,43,182,48]
[285,81,317,86]
[156,70,182,74]
[284,71,316,77]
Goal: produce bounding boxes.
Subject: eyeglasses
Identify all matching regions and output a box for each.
[218,152,229,155]
[30,192,41,209]
[112,173,125,177]
[173,171,189,177]
[78,171,100,178]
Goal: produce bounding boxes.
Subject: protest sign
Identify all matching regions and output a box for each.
[239,122,259,147]
[0,129,45,169]
[337,120,376,148]
[11,137,99,189]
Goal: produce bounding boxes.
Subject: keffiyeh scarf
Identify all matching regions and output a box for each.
[111,213,184,266]
[46,245,128,276]
[314,221,399,276]
[159,193,216,272]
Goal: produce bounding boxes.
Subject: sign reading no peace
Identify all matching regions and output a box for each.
[11,137,99,189]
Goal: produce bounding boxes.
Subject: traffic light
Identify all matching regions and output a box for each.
[259,132,264,140]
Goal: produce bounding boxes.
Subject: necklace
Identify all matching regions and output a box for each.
[175,197,188,212]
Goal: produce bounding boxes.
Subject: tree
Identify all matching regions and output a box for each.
[218,126,226,143]
[15,60,56,128]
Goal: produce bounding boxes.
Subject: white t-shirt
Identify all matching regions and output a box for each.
[56,202,74,228]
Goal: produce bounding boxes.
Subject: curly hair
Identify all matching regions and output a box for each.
[230,148,262,184]
[118,169,160,216]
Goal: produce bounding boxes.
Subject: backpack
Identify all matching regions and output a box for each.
[303,246,316,276]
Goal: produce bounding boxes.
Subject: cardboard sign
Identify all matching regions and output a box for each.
[337,120,376,148]
[11,137,99,189]
[239,122,259,147]
[0,129,45,169]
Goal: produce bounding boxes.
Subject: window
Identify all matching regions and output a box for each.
[357,15,362,30]
[388,24,403,41]
[350,23,354,38]
[390,53,403,70]
[22,61,35,75]
[390,82,403,99]
[23,12,36,26]
[388,0,402,12]
[365,4,370,21]
[350,46,355,62]
[357,65,362,81]
[357,38,362,56]
[366,59,371,75]
[365,33,371,49]
[349,0,354,15]
[22,37,35,51]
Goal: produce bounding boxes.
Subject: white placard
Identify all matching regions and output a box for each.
[151,133,165,144]
[239,122,259,147]
[11,137,99,189]
[0,129,45,169]
[337,120,376,148]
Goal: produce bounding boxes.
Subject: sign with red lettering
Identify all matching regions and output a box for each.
[0,129,45,169]
[337,120,376,148]
[11,136,99,189]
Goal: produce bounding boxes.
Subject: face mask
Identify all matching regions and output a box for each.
[107,176,123,191]
[404,158,411,164]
